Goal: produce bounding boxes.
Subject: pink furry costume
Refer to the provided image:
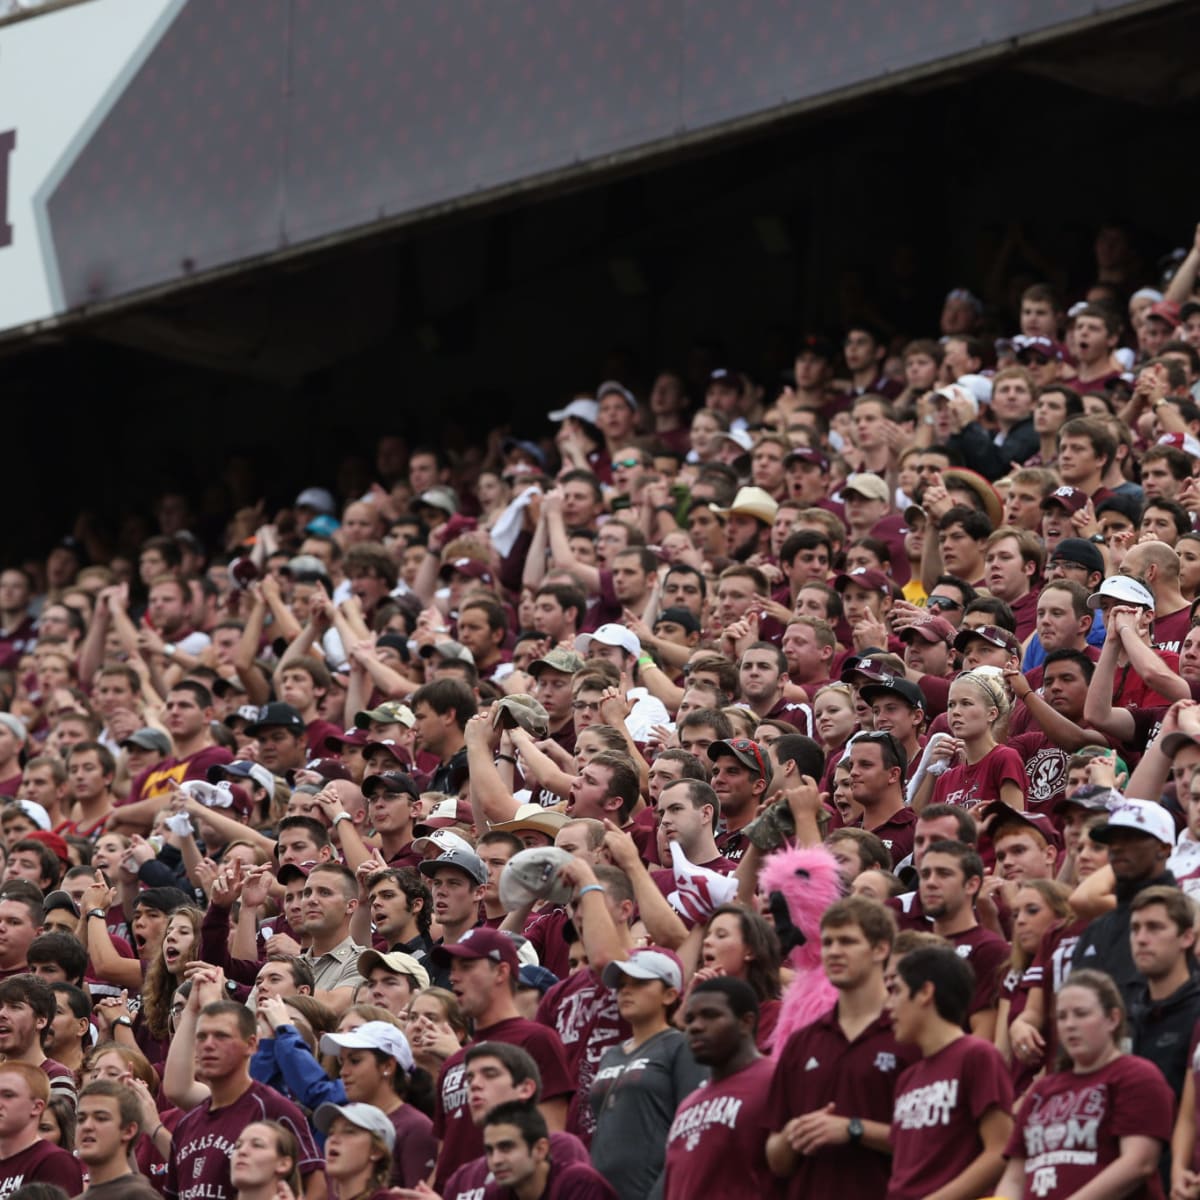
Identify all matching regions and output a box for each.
[759,844,843,1055]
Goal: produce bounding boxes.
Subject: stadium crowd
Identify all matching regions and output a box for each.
[0,220,1200,1200]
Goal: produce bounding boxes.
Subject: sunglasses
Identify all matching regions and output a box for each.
[726,737,766,776]
[613,458,641,469]
[926,596,961,611]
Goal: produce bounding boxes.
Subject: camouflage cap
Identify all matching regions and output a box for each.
[493,694,550,737]
[528,648,585,677]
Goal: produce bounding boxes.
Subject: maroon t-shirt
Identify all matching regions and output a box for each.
[442,1131,589,1200]
[1010,731,1070,815]
[869,513,912,587]
[165,1081,322,1200]
[767,1004,918,1200]
[0,1139,83,1195]
[304,718,343,758]
[1154,605,1193,656]
[714,825,749,863]
[433,1017,573,1193]
[1006,1055,1172,1200]
[765,696,813,737]
[536,967,630,1143]
[1009,589,1039,642]
[1001,963,1041,1098]
[481,1158,617,1199]
[522,906,572,980]
[0,771,20,799]
[127,745,235,805]
[860,805,917,863]
[948,924,1011,1019]
[888,890,929,933]
[582,570,622,634]
[932,744,1027,812]
[388,1101,438,1188]
[663,1057,776,1200]
[1112,650,1180,711]
[1028,917,1089,1069]
[651,855,737,927]
[386,840,424,870]
[888,1036,1013,1200]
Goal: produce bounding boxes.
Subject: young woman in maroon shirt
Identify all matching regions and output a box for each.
[915,670,1027,813]
[997,969,1172,1200]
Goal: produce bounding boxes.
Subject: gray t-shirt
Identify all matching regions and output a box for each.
[588,1028,708,1200]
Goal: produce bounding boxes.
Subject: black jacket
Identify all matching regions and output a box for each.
[1129,969,1200,1099]
[1072,870,1176,1007]
[948,416,1039,481]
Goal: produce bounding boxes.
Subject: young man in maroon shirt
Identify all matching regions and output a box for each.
[887,946,1013,1200]
[430,927,572,1194]
[442,1043,590,1200]
[535,863,632,1143]
[767,897,916,1199]
[706,738,769,863]
[0,975,75,1103]
[846,731,918,864]
[479,1102,615,1199]
[117,682,233,829]
[165,987,322,1200]
[1123,540,1192,655]
[982,527,1042,642]
[664,977,775,1200]
[651,779,735,906]
[918,841,1011,1041]
[0,1062,82,1196]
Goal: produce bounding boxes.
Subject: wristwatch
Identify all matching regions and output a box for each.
[331,812,353,828]
[847,1117,864,1144]
[86,908,107,920]
[113,1016,133,1029]
[163,642,176,658]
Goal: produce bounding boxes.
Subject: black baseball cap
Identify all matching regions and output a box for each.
[859,678,925,710]
[654,607,700,635]
[245,702,306,737]
[362,772,421,801]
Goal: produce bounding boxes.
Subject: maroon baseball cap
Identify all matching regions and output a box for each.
[899,617,956,646]
[414,797,474,835]
[1012,334,1068,363]
[438,556,494,585]
[276,861,313,885]
[1040,486,1088,515]
[1146,299,1181,326]
[980,800,1064,853]
[784,447,830,472]
[833,568,892,596]
[325,727,370,753]
[286,758,353,787]
[953,624,1021,658]
[25,830,70,865]
[429,926,520,971]
[363,739,412,766]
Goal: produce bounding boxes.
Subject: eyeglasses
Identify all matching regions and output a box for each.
[572,701,602,713]
[613,458,641,469]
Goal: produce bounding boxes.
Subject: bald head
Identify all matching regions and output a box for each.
[1124,541,1180,586]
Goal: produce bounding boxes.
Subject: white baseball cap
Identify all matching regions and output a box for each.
[1086,575,1155,612]
[1090,799,1175,847]
[411,827,475,858]
[312,1101,397,1152]
[318,1021,414,1073]
[575,623,640,658]
[601,947,684,992]
[547,397,599,424]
